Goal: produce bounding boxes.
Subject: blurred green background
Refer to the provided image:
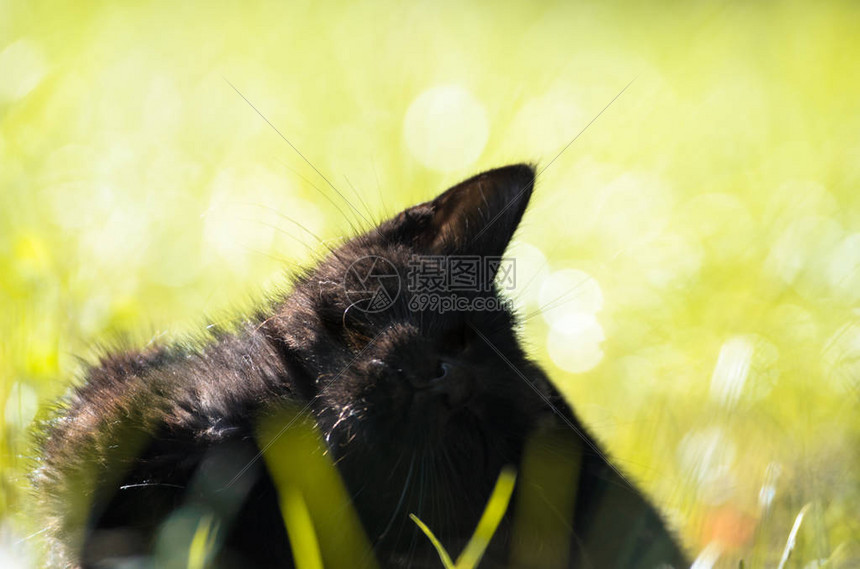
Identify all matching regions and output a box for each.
[1,0,858,566]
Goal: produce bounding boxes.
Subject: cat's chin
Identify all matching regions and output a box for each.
[408,390,474,438]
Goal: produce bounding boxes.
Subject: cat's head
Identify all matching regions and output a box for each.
[268,164,559,543]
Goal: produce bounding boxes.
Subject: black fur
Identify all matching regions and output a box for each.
[35,165,688,568]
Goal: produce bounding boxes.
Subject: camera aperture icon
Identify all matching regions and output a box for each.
[343,255,401,313]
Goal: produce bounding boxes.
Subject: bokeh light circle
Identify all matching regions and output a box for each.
[403,85,489,172]
[547,312,606,373]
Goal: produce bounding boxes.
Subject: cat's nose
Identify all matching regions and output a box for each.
[412,359,471,409]
[432,362,453,382]
[410,360,452,388]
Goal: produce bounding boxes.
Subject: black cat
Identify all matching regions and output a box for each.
[35,165,688,568]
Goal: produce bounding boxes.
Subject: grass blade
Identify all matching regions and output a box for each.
[410,513,455,569]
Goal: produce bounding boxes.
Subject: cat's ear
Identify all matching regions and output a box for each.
[388,164,535,257]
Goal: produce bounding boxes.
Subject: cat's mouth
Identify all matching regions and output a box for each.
[409,384,476,445]
[412,380,472,409]
[414,403,492,472]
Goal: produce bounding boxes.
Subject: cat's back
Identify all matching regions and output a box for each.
[35,321,296,568]
[41,321,293,457]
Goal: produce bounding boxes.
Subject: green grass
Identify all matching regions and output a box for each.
[1,0,858,567]
[410,468,517,569]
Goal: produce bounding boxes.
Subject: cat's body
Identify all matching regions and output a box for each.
[36,165,688,568]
